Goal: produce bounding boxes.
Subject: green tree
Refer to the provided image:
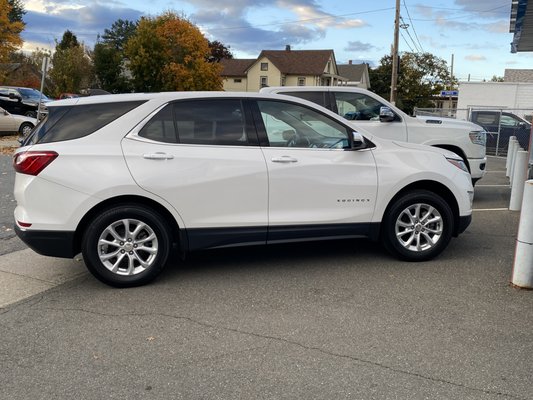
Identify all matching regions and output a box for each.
[49,31,93,96]
[125,12,222,92]
[93,19,137,93]
[8,0,25,23]
[369,52,454,114]
[491,75,504,82]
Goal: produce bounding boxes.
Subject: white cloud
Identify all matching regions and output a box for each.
[465,54,487,61]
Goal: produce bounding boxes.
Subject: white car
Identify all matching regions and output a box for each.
[0,107,36,136]
[260,86,487,185]
[13,92,474,287]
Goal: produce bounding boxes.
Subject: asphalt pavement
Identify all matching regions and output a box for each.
[1,155,532,400]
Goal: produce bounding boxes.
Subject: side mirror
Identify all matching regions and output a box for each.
[350,131,367,150]
[379,106,395,122]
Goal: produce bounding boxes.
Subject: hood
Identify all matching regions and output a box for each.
[392,140,461,159]
[415,115,484,131]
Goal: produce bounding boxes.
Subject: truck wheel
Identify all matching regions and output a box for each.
[81,205,171,287]
[382,190,454,261]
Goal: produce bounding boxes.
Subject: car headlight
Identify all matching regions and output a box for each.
[446,157,469,173]
[469,130,486,146]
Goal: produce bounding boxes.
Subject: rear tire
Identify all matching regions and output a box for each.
[18,122,34,137]
[81,205,171,287]
[381,190,454,261]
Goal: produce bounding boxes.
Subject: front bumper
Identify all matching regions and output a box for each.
[15,225,77,258]
[467,157,487,179]
[455,215,472,236]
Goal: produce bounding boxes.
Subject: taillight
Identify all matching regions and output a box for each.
[13,151,58,176]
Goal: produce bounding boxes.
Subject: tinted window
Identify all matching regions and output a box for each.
[173,99,248,146]
[257,100,349,149]
[138,104,177,143]
[334,92,385,121]
[282,91,326,108]
[37,101,145,144]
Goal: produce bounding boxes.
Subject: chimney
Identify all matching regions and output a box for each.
[285,45,291,51]
[349,60,352,65]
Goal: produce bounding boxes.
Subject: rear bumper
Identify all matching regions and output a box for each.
[15,225,77,258]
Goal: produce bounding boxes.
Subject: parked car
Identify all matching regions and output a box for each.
[0,107,36,137]
[14,92,474,287]
[0,86,51,118]
[260,86,487,185]
[469,110,531,154]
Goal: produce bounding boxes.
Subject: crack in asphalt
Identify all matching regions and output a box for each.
[40,306,526,400]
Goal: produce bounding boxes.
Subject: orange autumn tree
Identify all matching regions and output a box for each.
[125,12,222,92]
[0,0,24,82]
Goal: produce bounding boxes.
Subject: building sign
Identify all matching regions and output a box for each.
[440,90,459,96]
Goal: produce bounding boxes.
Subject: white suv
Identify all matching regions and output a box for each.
[13,92,474,287]
[260,86,487,184]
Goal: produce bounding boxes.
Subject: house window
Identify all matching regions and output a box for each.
[260,76,268,88]
[233,79,242,83]
[281,76,286,86]
[298,77,306,86]
[261,63,268,71]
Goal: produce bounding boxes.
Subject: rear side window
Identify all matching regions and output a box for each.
[281,91,327,108]
[36,101,145,144]
[138,104,177,143]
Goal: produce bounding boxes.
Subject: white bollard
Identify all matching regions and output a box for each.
[511,180,533,288]
[507,139,518,178]
[510,151,529,211]
[506,137,517,176]
[510,146,522,185]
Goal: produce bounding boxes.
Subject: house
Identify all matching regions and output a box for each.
[220,47,347,92]
[0,63,42,88]
[337,61,371,89]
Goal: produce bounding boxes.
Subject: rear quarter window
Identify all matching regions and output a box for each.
[36,101,145,144]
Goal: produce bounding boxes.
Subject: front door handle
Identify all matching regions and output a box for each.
[143,152,174,160]
[271,156,298,163]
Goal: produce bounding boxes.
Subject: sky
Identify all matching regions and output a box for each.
[20,0,532,82]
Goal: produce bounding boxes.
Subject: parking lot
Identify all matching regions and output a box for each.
[1,155,532,399]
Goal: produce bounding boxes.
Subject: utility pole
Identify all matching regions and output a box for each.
[390,0,401,105]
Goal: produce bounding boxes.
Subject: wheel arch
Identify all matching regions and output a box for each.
[73,195,186,256]
[374,180,461,240]
[432,145,470,172]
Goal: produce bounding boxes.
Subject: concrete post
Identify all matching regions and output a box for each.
[505,136,517,176]
[510,146,522,186]
[511,180,533,288]
[510,151,529,211]
[507,139,518,178]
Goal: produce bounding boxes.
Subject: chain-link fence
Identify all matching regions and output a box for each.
[414,107,533,156]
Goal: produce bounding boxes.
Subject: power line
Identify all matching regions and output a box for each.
[399,30,415,52]
[410,4,509,22]
[402,0,424,53]
[400,16,421,53]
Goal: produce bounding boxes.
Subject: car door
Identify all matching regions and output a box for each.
[122,99,269,250]
[0,108,16,132]
[251,99,378,242]
[331,91,408,142]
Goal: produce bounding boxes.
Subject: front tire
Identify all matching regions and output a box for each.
[18,122,34,137]
[381,190,454,261]
[81,205,171,287]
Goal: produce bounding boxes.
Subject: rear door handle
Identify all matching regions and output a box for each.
[143,152,174,160]
[271,156,298,163]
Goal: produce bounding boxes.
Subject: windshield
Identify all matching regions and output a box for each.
[18,88,51,102]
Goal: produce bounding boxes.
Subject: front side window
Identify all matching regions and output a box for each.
[173,99,248,146]
[257,100,349,149]
[334,92,386,121]
[500,115,521,127]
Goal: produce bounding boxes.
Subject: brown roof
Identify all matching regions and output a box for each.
[257,50,334,75]
[220,59,256,77]
[337,64,368,82]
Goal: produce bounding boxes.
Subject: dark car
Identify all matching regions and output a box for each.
[470,110,531,155]
[0,86,51,118]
